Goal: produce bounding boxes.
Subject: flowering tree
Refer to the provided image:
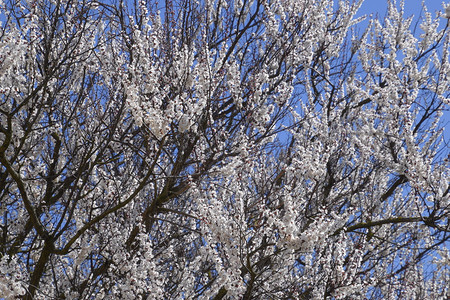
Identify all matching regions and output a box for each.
[0,0,449,298]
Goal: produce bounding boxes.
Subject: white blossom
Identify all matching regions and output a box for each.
[0,0,448,299]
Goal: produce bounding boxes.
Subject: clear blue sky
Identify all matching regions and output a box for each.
[357,0,448,33]
[359,0,446,19]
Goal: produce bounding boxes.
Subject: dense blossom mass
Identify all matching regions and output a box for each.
[0,0,449,299]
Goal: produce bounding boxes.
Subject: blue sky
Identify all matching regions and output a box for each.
[359,0,446,19]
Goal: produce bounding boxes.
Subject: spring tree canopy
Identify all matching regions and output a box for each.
[0,0,449,299]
